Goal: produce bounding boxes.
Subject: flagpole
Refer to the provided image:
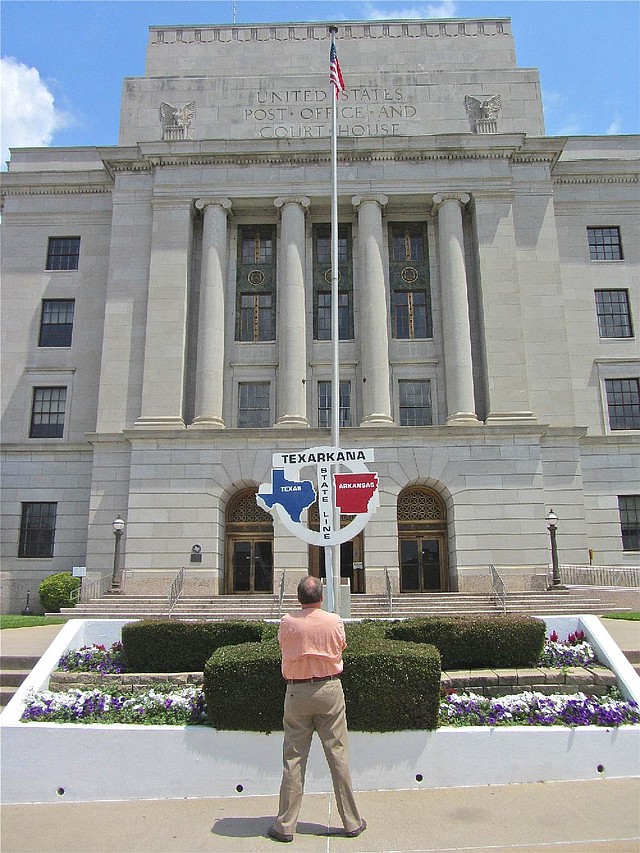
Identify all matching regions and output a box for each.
[328,25,341,614]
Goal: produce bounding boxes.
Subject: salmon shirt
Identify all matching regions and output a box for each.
[278,605,347,680]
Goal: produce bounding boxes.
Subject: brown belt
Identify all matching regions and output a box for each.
[286,674,340,685]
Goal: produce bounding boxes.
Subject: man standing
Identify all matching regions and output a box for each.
[268,575,366,843]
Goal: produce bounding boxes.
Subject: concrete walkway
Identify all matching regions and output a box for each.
[1,779,639,852]
[1,617,639,852]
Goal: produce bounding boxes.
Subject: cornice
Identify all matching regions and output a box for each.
[102,145,531,174]
[552,174,639,185]
[0,183,113,198]
[147,18,511,46]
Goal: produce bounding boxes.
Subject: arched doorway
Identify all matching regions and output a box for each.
[225,488,274,594]
[308,503,365,593]
[397,487,448,592]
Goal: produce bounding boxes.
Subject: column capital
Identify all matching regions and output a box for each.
[351,193,388,211]
[195,197,233,213]
[432,192,470,211]
[274,196,310,211]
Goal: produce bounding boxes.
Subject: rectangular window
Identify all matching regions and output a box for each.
[242,230,273,265]
[19,502,57,558]
[236,226,276,341]
[30,387,67,438]
[315,292,351,341]
[318,380,351,428]
[595,290,633,338]
[399,380,432,426]
[239,293,274,342]
[315,232,348,265]
[605,378,640,430]
[389,224,432,340]
[313,225,353,340]
[391,228,425,262]
[392,291,432,339]
[618,495,640,551]
[587,227,623,261]
[46,237,81,271]
[238,382,270,428]
[39,299,75,347]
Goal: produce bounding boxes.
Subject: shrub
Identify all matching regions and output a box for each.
[342,638,441,731]
[203,631,441,733]
[121,620,266,672]
[38,573,81,612]
[385,615,545,670]
[204,638,284,732]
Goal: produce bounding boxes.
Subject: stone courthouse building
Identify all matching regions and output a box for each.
[1,16,639,612]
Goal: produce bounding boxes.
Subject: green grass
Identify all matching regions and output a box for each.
[601,612,640,622]
[0,615,68,630]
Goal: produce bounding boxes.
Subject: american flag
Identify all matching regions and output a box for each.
[330,42,345,98]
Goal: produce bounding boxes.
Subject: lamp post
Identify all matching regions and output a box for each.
[111,515,125,593]
[546,509,565,590]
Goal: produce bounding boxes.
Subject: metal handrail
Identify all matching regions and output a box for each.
[384,566,393,617]
[277,570,286,617]
[167,567,185,615]
[551,564,640,588]
[490,564,507,613]
[69,573,112,605]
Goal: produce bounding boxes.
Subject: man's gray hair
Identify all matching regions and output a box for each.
[297,575,323,604]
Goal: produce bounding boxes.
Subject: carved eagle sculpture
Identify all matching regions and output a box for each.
[159,101,196,134]
[464,95,501,125]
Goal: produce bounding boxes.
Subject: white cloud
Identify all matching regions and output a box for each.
[606,118,622,135]
[364,1,458,20]
[542,88,584,136]
[1,56,70,169]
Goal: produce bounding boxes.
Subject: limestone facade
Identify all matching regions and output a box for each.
[1,18,638,612]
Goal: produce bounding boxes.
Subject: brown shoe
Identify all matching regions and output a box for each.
[268,826,293,843]
[345,820,367,838]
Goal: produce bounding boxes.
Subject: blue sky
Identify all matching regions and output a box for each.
[1,0,638,167]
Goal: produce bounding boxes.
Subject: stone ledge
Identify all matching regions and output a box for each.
[49,665,617,695]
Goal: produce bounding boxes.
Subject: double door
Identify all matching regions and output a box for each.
[227,538,273,593]
[399,534,448,592]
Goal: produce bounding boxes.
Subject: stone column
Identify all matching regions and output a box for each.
[432,192,480,426]
[274,196,310,427]
[352,194,393,426]
[135,199,193,429]
[191,198,232,429]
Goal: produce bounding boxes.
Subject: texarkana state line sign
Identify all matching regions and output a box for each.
[256,446,379,546]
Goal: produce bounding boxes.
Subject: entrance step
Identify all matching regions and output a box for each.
[0,655,40,710]
[53,588,636,622]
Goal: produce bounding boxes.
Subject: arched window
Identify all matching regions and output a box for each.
[225,488,274,594]
[397,487,448,592]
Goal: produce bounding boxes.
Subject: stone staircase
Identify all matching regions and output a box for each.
[0,654,40,711]
[54,587,637,622]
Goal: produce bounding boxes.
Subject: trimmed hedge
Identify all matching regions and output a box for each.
[120,614,545,732]
[204,636,440,732]
[203,621,441,733]
[385,615,545,669]
[204,638,284,732]
[342,639,440,731]
[121,620,266,672]
[39,572,81,612]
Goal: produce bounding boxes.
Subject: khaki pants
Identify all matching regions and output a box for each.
[273,678,362,836]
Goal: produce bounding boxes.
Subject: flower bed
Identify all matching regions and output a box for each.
[439,689,640,728]
[21,685,206,725]
[57,642,127,674]
[18,629,638,729]
[20,683,639,728]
